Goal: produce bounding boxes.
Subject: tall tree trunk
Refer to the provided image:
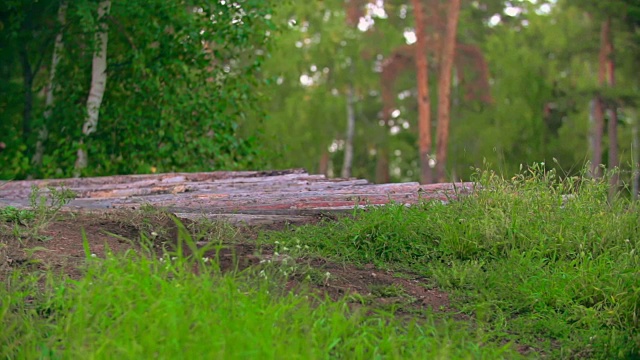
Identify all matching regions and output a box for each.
[412,0,433,184]
[375,146,390,184]
[607,105,619,195]
[75,0,111,177]
[33,1,68,170]
[435,0,461,183]
[590,98,604,178]
[19,45,34,152]
[319,151,329,176]
[632,109,639,200]
[602,18,618,196]
[341,82,356,178]
[590,19,609,179]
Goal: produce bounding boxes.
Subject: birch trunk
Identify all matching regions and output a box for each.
[33,1,68,169]
[412,0,433,184]
[435,0,461,183]
[341,82,356,178]
[75,0,111,177]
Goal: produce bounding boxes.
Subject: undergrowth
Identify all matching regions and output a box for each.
[263,164,640,358]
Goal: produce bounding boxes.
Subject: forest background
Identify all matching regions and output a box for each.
[2,0,640,192]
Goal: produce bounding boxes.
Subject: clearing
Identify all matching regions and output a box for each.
[1,168,639,358]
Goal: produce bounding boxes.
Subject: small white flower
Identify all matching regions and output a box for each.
[151,231,158,238]
[90,254,97,258]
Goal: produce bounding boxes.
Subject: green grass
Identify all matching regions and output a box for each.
[263,165,640,359]
[0,238,517,359]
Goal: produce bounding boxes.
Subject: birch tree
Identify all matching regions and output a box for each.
[341,82,356,178]
[75,0,111,177]
[341,0,360,179]
[33,0,67,169]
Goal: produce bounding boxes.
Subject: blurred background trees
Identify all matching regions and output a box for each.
[1,0,275,178]
[3,0,640,192]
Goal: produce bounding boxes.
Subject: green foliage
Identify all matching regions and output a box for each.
[0,0,279,179]
[0,206,35,225]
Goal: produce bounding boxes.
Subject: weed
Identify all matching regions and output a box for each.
[0,185,76,241]
[28,185,76,228]
[0,206,35,225]
[370,283,408,298]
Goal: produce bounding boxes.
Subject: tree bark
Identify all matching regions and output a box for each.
[33,1,68,169]
[602,18,618,195]
[75,0,111,177]
[341,82,356,178]
[19,45,34,151]
[632,109,639,201]
[590,97,604,178]
[319,151,329,177]
[590,19,609,179]
[375,146,390,184]
[435,0,461,183]
[412,0,433,184]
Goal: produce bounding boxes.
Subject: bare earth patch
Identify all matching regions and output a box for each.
[0,210,451,317]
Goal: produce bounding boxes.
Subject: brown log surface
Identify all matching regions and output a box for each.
[0,169,475,225]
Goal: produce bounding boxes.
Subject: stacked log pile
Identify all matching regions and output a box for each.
[0,169,475,225]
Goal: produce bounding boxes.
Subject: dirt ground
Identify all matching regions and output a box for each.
[0,210,451,317]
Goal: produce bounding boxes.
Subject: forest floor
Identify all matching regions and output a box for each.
[1,170,639,359]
